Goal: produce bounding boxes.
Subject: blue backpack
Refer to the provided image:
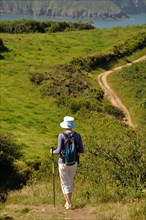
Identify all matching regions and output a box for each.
[62,132,78,165]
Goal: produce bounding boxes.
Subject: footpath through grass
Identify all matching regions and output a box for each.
[108,60,146,134]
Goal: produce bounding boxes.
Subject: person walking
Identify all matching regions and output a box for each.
[51,116,84,209]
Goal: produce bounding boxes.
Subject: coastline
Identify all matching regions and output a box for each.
[0,13,145,29]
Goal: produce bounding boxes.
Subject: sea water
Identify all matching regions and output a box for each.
[0,13,145,29]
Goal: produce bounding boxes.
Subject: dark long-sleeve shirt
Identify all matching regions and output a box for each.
[53,131,84,164]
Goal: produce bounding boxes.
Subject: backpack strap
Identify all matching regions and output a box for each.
[62,132,78,147]
[62,131,75,138]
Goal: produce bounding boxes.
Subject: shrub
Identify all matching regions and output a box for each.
[102,100,125,120]
[0,132,22,160]
[92,89,104,102]
[0,38,9,60]
[69,31,146,71]
[86,133,146,191]
[29,65,125,120]
[0,20,94,34]
[29,72,47,85]
[0,132,32,201]
[79,129,146,201]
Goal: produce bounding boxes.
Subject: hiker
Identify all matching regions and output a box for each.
[50,116,84,209]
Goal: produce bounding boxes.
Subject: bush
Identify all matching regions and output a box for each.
[29,72,47,85]
[29,65,125,120]
[84,131,146,196]
[0,132,22,160]
[0,20,94,33]
[69,31,146,71]
[0,38,9,60]
[102,100,125,120]
[0,132,32,201]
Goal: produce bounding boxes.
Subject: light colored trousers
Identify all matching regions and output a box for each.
[59,163,77,194]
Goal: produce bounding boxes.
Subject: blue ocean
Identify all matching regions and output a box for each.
[0,13,145,28]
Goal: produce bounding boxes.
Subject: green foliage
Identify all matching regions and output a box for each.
[89,138,145,189]
[0,20,94,34]
[102,99,125,120]
[78,112,146,201]
[30,64,88,97]
[29,71,47,85]
[0,132,32,201]
[0,216,14,220]
[0,38,9,53]
[0,132,22,159]
[1,25,146,207]
[70,31,146,71]
[0,38,9,59]
[29,42,136,120]
[81,53,114,71]
[29,27,146,121]
[113,32,146,57]
[108,60,146,131]
[30,65,114,116]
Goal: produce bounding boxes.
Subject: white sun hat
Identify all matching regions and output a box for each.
[60,116,76,129]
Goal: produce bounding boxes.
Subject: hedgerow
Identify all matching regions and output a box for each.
[0,20,95,33]
[29,62,124,120]
[70,31,146,71]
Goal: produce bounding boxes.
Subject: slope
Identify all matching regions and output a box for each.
[98,55,146,128]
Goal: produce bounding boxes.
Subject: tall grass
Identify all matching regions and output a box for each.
[1,178,145,220]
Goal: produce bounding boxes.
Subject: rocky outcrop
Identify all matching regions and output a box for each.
[0,0,145,19]
[113,0,146,14]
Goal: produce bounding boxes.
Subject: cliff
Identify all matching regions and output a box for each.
[0,0,145,19]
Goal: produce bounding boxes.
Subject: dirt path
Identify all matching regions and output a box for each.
[5,204,98,220]
[98,55,146,128]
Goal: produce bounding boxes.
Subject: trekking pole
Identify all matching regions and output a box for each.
[51,147,55,207]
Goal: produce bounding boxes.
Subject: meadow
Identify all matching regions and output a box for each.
[1,25,146,159]
[0,23,146,219]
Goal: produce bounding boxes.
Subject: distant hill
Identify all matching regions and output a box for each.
[0,0,145,20]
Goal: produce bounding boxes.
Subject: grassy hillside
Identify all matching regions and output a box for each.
[1,25,146,160]
[0,24,146,219]
[108,60,146,132]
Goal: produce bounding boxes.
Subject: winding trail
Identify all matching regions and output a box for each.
[98,55,146,128]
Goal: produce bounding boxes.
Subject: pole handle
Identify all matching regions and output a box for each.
[52,147,54,174]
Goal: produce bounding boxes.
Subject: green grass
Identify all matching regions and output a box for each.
[108,60,146,133]
[0,179,145,220]
[2,25,146,65]
[0,72,66,159]
[0,25,146,160]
